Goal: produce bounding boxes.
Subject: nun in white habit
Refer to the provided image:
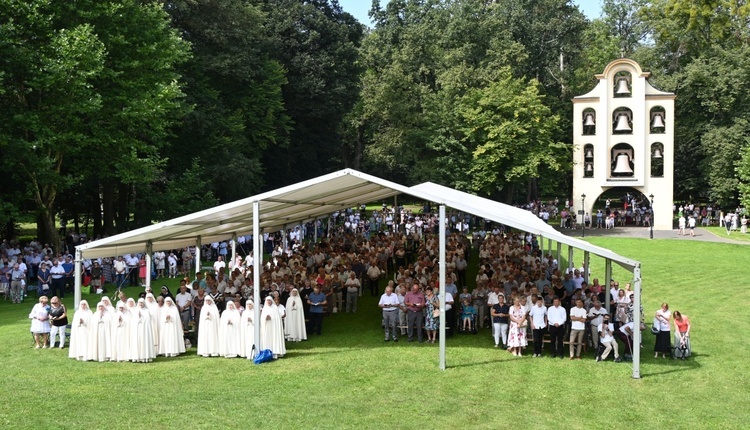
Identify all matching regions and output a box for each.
[145,293,160,350]
[284,288,307,342]
[68,300,93,361]
[100,296,116,315]
[218,300,241,358]
[260,296,286,358]
[88,302,113,362]
[130,298,155,362]
[112,302,131,362]
[240,300,255,359]
[158,297,185,357]
[197,296,220,357]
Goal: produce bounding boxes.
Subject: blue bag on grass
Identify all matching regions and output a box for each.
[253,349,274,364]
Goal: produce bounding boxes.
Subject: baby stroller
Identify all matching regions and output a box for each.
[673,336,691,360]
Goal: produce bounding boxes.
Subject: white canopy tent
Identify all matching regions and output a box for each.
[75,169,642,377]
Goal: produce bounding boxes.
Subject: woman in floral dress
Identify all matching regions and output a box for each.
[507,298,528,356]
[424,287,439,343]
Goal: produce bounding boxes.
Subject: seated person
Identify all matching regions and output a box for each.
[460,300,476,331]
[597,316,622,362]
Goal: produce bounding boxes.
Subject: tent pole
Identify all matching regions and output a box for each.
[583,251,590,284]
[231,233,237,270]
[195,236,202,277]
[547,239,552,257]
[145,241,152,289]
[567,245,574,272]
[604,259,612,311]
[439,204,446,371]
[74,248,82,309]
[539,235,544,257]
[632,264,642,379]
[556,242,561,262]
[253,202,262,356]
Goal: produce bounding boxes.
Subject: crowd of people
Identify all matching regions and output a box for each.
[16,202,695,364]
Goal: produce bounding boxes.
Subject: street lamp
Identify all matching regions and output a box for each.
[649,194,654,239]
[581,193,586,238]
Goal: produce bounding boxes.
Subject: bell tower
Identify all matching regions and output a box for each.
[572,58,675,231]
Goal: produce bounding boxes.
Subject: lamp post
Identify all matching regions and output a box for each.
[581,193,586,238]
[649,194,654,239]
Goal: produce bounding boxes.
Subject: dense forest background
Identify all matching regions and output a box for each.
[2,0,750,247]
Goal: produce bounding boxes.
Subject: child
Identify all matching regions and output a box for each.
[461,300,476,331]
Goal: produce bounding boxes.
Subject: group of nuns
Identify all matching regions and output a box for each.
[68,290,294,362]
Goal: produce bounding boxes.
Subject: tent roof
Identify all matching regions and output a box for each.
[77,169,639,270]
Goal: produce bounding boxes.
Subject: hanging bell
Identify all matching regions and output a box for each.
[585,148,594,159]
[651,113,665,129]
[653,148,663,159]
[614,113,631,132]
[615,77,630,94]
[584,113,596,126]
[585,163,593,173]
[612,153,634,174]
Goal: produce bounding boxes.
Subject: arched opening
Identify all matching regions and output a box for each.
[583,144,594,178]
[650,107,666,134]
[589,187,653,228]
[612,107,633,134]
[610,143,634,177]
[582,108,596,135]
[651,143,664,177]
[613,71,631,98]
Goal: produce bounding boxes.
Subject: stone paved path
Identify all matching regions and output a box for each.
[553,225,749,245]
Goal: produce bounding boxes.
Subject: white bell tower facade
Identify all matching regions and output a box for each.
[572,58,675,230]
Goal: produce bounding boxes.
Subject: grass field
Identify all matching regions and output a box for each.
[0,237,747,429]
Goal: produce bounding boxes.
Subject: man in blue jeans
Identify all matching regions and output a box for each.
[306,286,327,335]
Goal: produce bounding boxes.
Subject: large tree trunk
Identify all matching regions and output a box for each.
[102,181,115,236]
[116,183,130,232]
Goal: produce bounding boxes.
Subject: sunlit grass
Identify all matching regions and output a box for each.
[0,237,746,429]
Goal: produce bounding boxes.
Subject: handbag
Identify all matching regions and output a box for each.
[81,285,91,295]
[253,349,275,364]
[651,316,660,335]
[432,309,440,318]
[42,283,50,291]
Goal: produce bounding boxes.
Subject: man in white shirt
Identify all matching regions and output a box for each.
[113,256,127,289]
[213,256,226,276]
[587,300,608,349]
[125,254,139,286]
[345,273,360,313]
[569,299,588,359]
[153,251,166,279]
[379,285,401,342]
[529,296,547,357]
[597,316,622,362]
[547,298,567,358]
[366,263,382,297]
[167,253,178,278]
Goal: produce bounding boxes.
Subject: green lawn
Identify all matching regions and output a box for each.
[0,237,746,429]
[702,225,750,242]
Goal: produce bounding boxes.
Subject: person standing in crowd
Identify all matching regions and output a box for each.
[175,282,192,337]
[306,285,327,335]
[507,298,528,357]
[284,289,306,342]
[10,262,25,303]
[130,298,155,362]
[219,300,241,358]
[48,296,68,348]
[529,296,547,357]
[68,300,93,361]
[240,300,255,359]
[345,272,360,313]
[405,284,425,343]
[37,262,51,297]
[379,285,400,342]
[89,302,113,362]
[569,299,587,360]
[260,296,286,359]
[654,302,672,359]
[673,310,691,360]
[424,287,439,343]
[197,296,220,357]
[126,254,139,287]
[158,297,185,357]
[587,300,608,350]
[491,294,509,349]
[29,296,51,348]
[112,302,131,362]
[113,256,127,289]
[547,297,566,359]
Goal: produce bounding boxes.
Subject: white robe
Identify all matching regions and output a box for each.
[285,295,307,341]
[158,301,185,357]
[129,305,155,362]
[111,309,130,362]
[240,306,255,359]
[218,304,241,358]
[197,301,220,357]
[260,299,286,357]
[88,309,113,362]
[68,304,93,361]
[145,296,160,350]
